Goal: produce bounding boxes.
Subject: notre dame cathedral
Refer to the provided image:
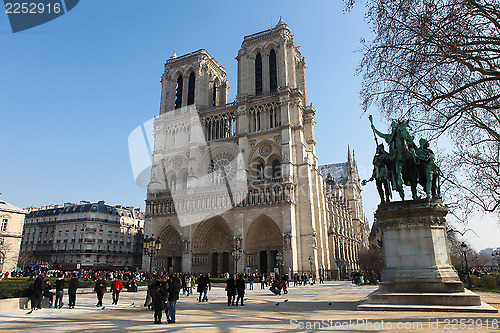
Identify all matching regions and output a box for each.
[144,18,369,280]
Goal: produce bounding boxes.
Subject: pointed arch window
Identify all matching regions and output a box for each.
[212,82,217,107]
[272,159,281,178]
[175,75,183,109]
[255,53,263,95]
[269,49,277,92]
[170,175,177,191]
[257,161,265,179]
[188,72,195,105]
[182,172,188,189]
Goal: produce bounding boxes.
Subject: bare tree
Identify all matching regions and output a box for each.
[0,240,11,272]
[349,0,500,216]
[358,246,385,276]
[17,251,35,270]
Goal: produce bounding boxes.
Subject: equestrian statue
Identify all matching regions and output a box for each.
[363,115,441,203]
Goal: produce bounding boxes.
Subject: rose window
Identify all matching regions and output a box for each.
[207,152,237,185]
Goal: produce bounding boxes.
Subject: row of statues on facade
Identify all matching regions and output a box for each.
[363,115,441,203]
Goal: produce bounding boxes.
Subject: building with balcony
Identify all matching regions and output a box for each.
[21,201,144,271]
[145,19,369,278]
[0,199,26,272]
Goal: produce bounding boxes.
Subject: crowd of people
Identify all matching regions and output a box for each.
[5,268,337,325]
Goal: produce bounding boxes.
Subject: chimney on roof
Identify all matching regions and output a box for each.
[98,200,105,205]
[64,202,75,207]
[80,201,90,205]
[115,205,122,208]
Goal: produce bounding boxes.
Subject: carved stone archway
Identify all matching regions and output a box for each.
[245,215,282,273]
[157,225,182,272]
[192,216,234,276]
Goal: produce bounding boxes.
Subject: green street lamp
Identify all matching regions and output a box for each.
[143,235,161,273]
[460,242,472,290]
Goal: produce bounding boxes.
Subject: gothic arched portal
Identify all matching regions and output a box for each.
[192,216,234,276]
[245,215,282,273]
[157,225,182,272]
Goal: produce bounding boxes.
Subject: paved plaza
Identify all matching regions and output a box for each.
[0,282,499,332]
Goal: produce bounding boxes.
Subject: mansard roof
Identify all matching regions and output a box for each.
[26,203,143,219]
[0,200,25,214]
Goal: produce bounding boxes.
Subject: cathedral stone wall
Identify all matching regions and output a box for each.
[145,19,369,279]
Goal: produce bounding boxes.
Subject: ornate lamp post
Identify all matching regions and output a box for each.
[143,235,161,273]
[460,242,472,290]
[275,252,283,275]
[232,246,242,274]
[308,256,314,275]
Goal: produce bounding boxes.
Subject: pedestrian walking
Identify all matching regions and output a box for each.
[54,273,66,308]
[197,274,211,302]
[152,279,165,324]
[248,274,254,290]
[225,274,236,306]
[68,272,79,308]
[33,273,44,310]
[94,276,107,307]
[190,274,196,295]
[235,274,246,306]
[167,275,181,323]
[111,276,123,305]
[144,278,153,309]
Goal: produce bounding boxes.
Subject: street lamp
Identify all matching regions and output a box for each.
[308,256,314,275]
[460,242,472,290]
[275,252,283,275]
[143,235,161,273]
[232,246,242,274]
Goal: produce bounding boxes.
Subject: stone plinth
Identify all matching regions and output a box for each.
[358,198,498,313]
[378,199,462,293]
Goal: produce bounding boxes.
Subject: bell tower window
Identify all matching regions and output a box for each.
[255,53,263,95]
[212,83,217,107]
[188,72,195,105]
[269,49,277,92]
[175,75,183,109]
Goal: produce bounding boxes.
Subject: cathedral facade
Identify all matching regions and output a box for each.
[144,19,368,279]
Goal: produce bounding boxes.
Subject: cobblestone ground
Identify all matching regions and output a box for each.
[0,281,499,332]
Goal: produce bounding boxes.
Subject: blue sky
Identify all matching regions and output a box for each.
[1,0,498,251]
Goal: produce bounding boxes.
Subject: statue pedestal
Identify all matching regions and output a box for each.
[358,199,497,313]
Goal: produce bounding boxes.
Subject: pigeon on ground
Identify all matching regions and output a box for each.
[275,303,279,306]
[284,299,288,302]
[328,302,332,305]
[131,303,135,306]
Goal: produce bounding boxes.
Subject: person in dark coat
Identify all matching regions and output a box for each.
[196,274,205,302]
[43,279,54,307]
[167,275,181,323]
[33,274,44,310]
[225,274,236,306]
[152,279,165,324]
[54,273,66,308]
[68,273,79,308]
[235,274,246,306]
[94,276,107,307]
